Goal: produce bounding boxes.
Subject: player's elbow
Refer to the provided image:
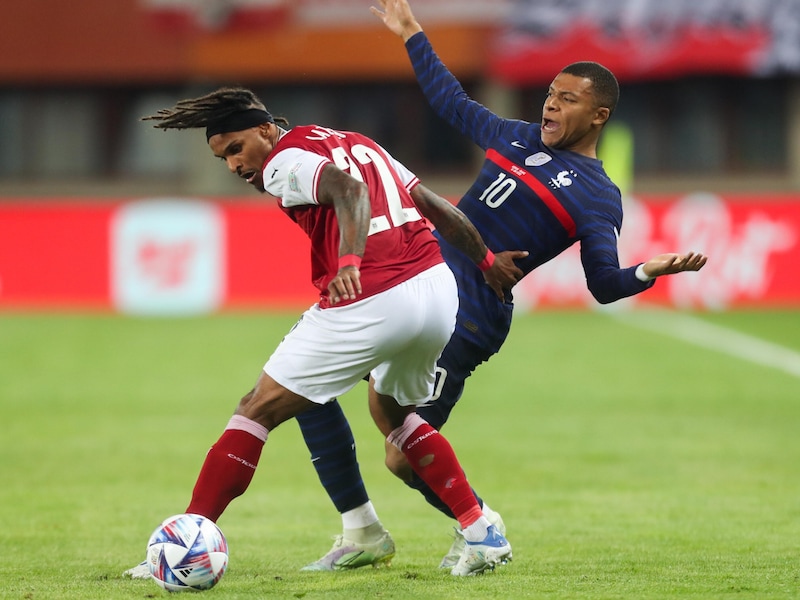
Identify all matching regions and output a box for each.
[592,292,616,305]
[587,282,617,305]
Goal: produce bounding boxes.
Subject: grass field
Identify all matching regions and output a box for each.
[1,309,799,599]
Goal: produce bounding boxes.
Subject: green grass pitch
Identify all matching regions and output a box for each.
[1,309,798,599]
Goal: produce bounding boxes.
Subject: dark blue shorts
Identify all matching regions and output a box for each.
[415,332,496,430]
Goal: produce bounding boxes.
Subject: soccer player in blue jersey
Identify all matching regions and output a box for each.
[297,0,708,572]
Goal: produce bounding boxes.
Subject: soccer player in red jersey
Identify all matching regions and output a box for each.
[125,87,524,576]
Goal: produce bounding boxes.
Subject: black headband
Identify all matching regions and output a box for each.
[205,108,274,141]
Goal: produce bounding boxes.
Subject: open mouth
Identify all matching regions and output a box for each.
[542,118,559,132]
[242,170,258,183]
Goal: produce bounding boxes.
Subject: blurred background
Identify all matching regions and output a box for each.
[1,0,799,314]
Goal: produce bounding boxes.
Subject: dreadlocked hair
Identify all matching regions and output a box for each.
[142,86,289,129]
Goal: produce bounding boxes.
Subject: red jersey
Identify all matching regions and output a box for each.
[262,125,443,308]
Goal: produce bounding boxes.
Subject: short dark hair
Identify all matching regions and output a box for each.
[561,62,619,115]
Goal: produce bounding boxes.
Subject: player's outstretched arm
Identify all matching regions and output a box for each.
[640,252,708,279]
[370,0,423,42]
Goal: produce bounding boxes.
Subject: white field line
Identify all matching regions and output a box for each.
[609,309,800,379]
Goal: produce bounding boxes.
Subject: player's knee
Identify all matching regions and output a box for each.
[385,445,414,482]
[235,389,273,428]
[235,381,308,431]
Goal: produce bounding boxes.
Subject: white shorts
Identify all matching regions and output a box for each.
[263,263,457,406]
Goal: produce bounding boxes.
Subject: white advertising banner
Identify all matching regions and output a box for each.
[111,200,225,316]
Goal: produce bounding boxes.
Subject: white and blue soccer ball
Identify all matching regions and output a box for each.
[146,513,228,592]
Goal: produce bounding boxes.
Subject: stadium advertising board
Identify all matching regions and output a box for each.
[0,193,798,313]
[491,0,800,84]
[513,193,800,310]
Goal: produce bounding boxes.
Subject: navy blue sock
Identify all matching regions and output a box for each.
[406,472,483,520]
[295,400,369,514]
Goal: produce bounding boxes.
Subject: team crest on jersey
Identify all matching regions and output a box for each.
[525,152,552,166]
[549,170,577,189]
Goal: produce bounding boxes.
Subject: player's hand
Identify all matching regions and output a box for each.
[328,266,362,305]
[642,252,708,278]
[370,0,422,41]
[483,250,528,300]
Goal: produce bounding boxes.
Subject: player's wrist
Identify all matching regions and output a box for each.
[403,26,422,41]
[635,263,654,282]
[338,254,362,270]
[477,249,495,272]
[403,28,424,43]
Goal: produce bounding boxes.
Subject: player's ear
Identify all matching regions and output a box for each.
[257,122,273,138]
[593,106,611,127]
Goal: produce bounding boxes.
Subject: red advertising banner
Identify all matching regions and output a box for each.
[0,199,315,313]
[0,202,115,309]
[0,193,798,313]
[515,193,800,310]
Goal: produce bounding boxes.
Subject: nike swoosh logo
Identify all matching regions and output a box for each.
[511,140,527,149]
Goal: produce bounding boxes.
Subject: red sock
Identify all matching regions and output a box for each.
[186,417,268,521]
[394,416,482,529]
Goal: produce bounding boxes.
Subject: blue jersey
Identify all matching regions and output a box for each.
[407,33,653,354]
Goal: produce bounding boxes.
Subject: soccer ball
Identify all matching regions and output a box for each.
[146,513,228,592]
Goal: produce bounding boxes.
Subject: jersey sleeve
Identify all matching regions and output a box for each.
[405,32,506,150]
[263,147,331,208]
[578,188,654,303]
